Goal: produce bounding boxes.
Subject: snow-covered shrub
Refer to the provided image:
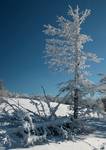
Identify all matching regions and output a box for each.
[0,131,11,148]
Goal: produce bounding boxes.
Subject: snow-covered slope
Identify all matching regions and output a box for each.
[0,97,106,150]
[0,97,70,117]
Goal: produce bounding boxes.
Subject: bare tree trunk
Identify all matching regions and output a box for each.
[73,88,79,119]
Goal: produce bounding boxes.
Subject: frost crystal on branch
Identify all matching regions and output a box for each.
[43,6,101,80]
[43,6,102,119]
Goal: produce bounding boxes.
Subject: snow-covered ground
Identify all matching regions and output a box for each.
[11,136,106,150]
[0,97,106,150]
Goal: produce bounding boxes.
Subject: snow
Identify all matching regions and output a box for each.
[0,97,70,117]
[10,136,106,150]
[0,97,106,150]
[97,83,106,92]
[5,98,69,116]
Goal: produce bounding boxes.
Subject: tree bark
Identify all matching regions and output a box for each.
[73,88,79,119]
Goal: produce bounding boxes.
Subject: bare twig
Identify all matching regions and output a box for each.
[41,86,53,116]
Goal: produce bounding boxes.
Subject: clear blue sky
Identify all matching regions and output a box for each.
[0,0,106,95]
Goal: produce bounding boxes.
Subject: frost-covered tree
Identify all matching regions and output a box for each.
[43,6,101,119]
[97,74,106,93]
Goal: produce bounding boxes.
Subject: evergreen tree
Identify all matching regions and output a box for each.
[43,6,101,119]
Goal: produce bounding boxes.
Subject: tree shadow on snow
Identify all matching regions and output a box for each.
[85,118,106,138]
